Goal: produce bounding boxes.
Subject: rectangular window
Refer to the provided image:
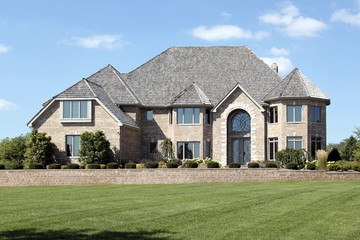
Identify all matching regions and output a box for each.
[149,141,157,154]
[66,135,80,157]
[287,106,302,122]
[311,106,321,123]
[169,109,173,124]
[205,109,211,124]
[269,107,278,123]
[63,101,89,119]
[146,110,153,120]
[311,137,322,159]
[287,137,303,150]
[205,142,211,158]
[177,142,200,159]
[177,108,200,124]
[269,138,278,160]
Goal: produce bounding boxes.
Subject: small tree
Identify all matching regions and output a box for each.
[275,148,306,167]
[341,136,357,161]
[79,131,111,165]
[0,133,29,163]
[23,130,54,166]
[328,148,341,162]
[160,138,174,159]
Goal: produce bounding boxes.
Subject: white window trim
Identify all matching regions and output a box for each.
[287,136,303,150]
[60,100,92,123]
[66,135,80,158]
[268,137,278,160]
[287,105,302,123]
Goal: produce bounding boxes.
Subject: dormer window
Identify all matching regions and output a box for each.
[60,100,91,122]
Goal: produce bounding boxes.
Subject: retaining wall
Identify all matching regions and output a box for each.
[1,169,360,187]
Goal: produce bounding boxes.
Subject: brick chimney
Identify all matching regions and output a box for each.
[271,62,278,73]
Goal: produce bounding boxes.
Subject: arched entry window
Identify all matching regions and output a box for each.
[228,110,251,165]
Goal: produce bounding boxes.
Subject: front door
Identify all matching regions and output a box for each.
[230,138,250,164]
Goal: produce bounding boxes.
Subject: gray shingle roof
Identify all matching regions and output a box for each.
[172,82,212,106]
[122,46,283,107]
[263,68,330,103]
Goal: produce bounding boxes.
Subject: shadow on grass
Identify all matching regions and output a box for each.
[0,228,173,240]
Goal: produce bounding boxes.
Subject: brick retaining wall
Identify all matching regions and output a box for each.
[1,169,360,187]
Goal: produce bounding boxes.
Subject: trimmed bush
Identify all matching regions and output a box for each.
[248,162,259,168]
[28,163,44,169]
[158,161,167,168]
[328,164,341,171]
[145,161,159,168]
[61,165,67,169]
[106,162,119,169]
[265,162,278,168]
[100,164,106,169]
[4,160,23,170]
[276,148,305,167]
[186,161,198,168]
[85,164,101,169]
[286,162,298,170]
[353,164,360,171]
[0,164,5,170]
[340,165,351,171]
[306,163,316,170]
[328,148,341,162]
[136,164,145,168]
[207,161,220,168]
[66,163,80,169]
[166,161,180,168]
[125,163,136,169]
[228,162,240,168]
[46,163,61,169]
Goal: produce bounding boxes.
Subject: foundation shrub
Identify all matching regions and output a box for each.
[136,164,145,168]
[207,161,220,168]
[265,162,278,168]
[248,162,259,168]
[100,164,106,169]
[46,163,61,169]
[306,163,316,170]
[340,165,351,171]
[0,164,5,169]
[3,160,23,169]
[61,165,67,169]
[286,162,298,170]
[186,161,198,168]
[353,164,360,171]
[228,162,240,168]
[328,148,341,162]
[158,161,167,168]
[276,148,306,167]
[85,164,101,169]
[145,161,159,168]
[125,163,136,169]
[328,164,341,171]
[28,163,44,169]
[106,162,119,169]
[66,163,80,169]
[166,161,179,168]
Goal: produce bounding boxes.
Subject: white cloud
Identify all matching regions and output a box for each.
[221,11,232,18]
[261,56,294,75]
[0,44,11,53]
[62,34,129,50]
[331,9,360,26]
[191,25,270,41]
[0,99,17,111]
[270,47,289,56]
[260,2,327,37]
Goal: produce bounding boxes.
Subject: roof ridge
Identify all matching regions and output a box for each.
[193,82,211,104]
[171,83,195,104]
[83,79,98,97]
[86,64,112,79]
[281,68,298,97]
[294,69,310,97]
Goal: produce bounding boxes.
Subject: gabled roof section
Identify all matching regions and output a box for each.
[263,68,330,104]
[87,64,142,105]
[171,82,212,106]
[213,83,265,112]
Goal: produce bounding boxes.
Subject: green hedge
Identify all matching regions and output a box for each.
[248,162,259,168]
[340,165,351,171]
[125,163,136,169]
[145,162,159,168]
[328,164,341,171]
[306,163,316,170]
[46,164,61,169]
[353,164,360,171]
[186,161,198,168]
[85,164,101,169]
[265,162,278,168]
[166,161,179,168]
[66,163,80,169]
[207,161,220,168]
[228,162,240,168]
[286,162,298,170]
[28,163,44,169]
[106,162,120,169]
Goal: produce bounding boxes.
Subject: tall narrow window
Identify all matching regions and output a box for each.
[146,110,153,120]
[287,106,302,122]
[177,142,200,159]
[149,141,157,154]
[269,107,278,123]
[205,109,211,124]
[311,137,322,159]
[169,109,173,124]
[269,138,278,160]
[205,142,211,158]
[177,108,200,124]
[287,137,302,150]
[66,135,80,157]
[311,106,321,123]
[63,101,89,119]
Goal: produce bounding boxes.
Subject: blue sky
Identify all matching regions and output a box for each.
[0,0,359,144]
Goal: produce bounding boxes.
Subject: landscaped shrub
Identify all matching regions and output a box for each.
[79,131,111,165]
[306,163,316,170]
[85,164,101,169]
[100,164,106,169]
[28,163,44,169]
[125,163,136,169]
[24,130,54,167]
[228,162,240,168]
[248,162,259,168]
[340,165,351,171]
[207,161,220,168]
[46,163,61,169]
[328,164,341,171]
[265,162,278,168]
[328,148,341,162]
[66,163,80,169]
[286,162,298,170]
[317,150,328,170]
[158,161,167,168]
[145,161,159,168]
[4,160,23,169]
[166,161,179,168]
[106,162,119,169]
[186,161,198,168]
[353,164,360,171]
[0,164,5,169]
[136,164,145,168]
[61,165,67,169]
[276,148,305,167]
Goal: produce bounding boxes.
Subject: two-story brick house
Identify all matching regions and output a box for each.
[28,46,330,166]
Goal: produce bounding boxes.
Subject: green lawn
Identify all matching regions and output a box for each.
[0,181,359,240]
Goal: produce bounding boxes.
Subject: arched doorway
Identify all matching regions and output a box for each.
[227,110,251,165]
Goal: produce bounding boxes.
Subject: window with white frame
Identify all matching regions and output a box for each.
[269,107,278,123]
[311,106,321,123]
[177,142,200,159]
[63,101,89,119]
[287,137,302,150]
[66,135,80,157]
[177,108,200,124]
[287,106,302,122]
[311,137,322,159]
[269,138,278,160]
